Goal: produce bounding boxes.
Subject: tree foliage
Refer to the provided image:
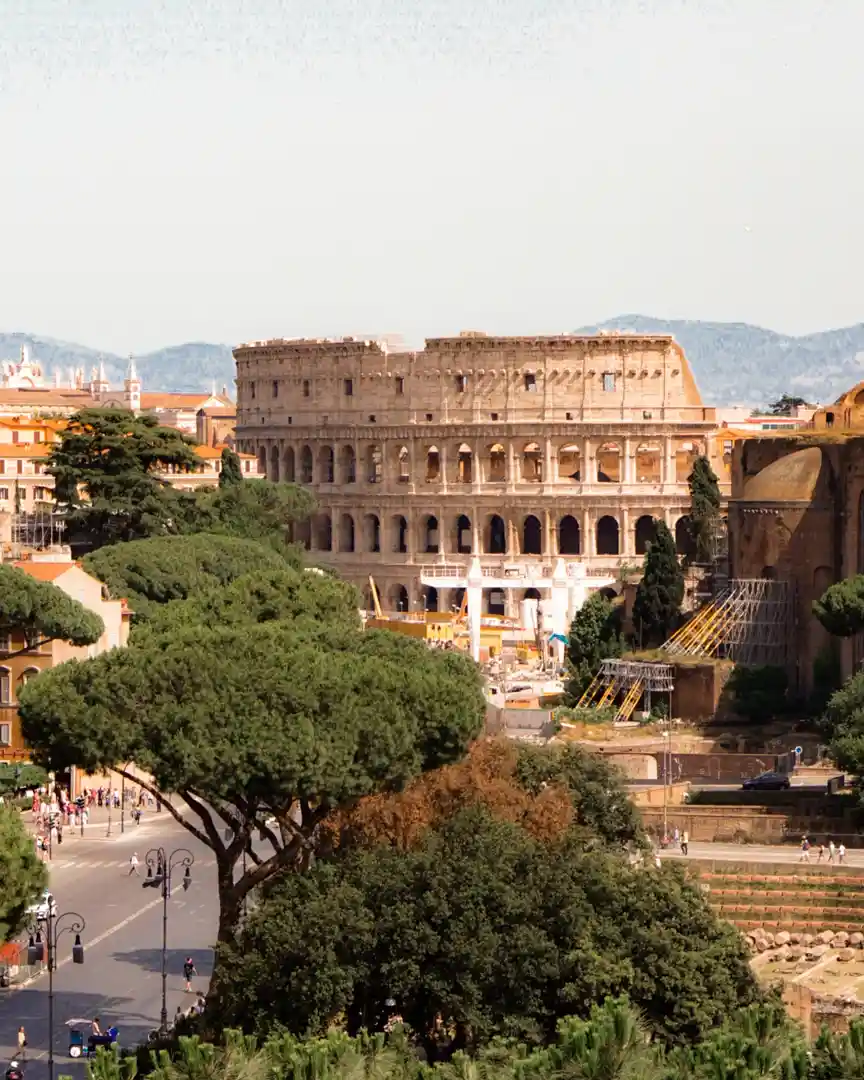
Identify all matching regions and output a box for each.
[212,807,757,1049]
[632,522,684,647]
[218,448,244,488]
[686,456,722,564]
[564,593,624,702]
[725,665,788,722]
[0,564,104,646]
[187,479,315,557]
[813,575,864,638]
[82,534,291,621]
[0,806,48,943]
[48,408,201,549]
[821,670,864,789]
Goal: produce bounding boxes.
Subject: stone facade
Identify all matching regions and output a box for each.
[235,332,729,613]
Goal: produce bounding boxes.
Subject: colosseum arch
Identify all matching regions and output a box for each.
[282,446,296,483]
[596,442,621,483]
[269,445,280,482]
[522,443,542,483]
[634,515,658,555]
[675,515,697,559]
[635,443,661,483]
[315,513,333,551]
[487,444,506,482]
[455,514,472,554]
[294,519,312,550]
[423,515,439,554]
[426,446,441,482]
[486,514,507,554]
[395,446,410,483]
[392,514,408,554]
[339,513,355,553]
[456,444,473,484]
[339,445,356,484]
[300,445,314,484]
[596,515,620,555]
[365,444,382,484]
[318,445,335,484]
[558,444,581,481]
[389,584,409,612]
[522,514,542,555]
[422,585,439,612]
[363,513,381,553]
[257,447,267,474]
[558,515,580,555]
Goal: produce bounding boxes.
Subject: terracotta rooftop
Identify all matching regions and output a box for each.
[141,392,233,411]
[13,561,74,582]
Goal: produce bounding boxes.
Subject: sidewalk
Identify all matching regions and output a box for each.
[24,803,170,848]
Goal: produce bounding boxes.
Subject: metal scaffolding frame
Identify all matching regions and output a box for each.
[10,507,65,554]
[578,659,675,723]
[663,578,791,666]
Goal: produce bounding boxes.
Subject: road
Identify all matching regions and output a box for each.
[0,808,217,1079]
[659,841,861,864]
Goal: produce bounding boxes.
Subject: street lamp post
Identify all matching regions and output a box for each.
[120,772,126,834]
[28,909,85,1080]
[144,847,194,1033]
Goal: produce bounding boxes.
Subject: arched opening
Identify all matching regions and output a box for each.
[522,515,542,555]
[295,520,312,551]
[456,444,473,484]
[487,514,507,554]
[422,585,439,612]
[390,585,409,612]
[257,448,267,474]
[19,666,39,692]
[456,514,472,554]
[269,445,280,482]
[635,515,658,555]
[524,588,541,600]
[597,442,620,483]
[598,586,618,601]
[424,515,439,554]
[282,446,296,483]
[393,515,408,554]
[452,587,465,612]
[558,515,580,555]
[364,513,381,553]
[339,513,355,553]
[315,514,332,551]
[487,444,506,482]
[340,445,356,484]
[558,444,581,481]
[366,444,382,484]
[426,446,440,482]
[318,445,335,484]
[522,443,542,482]
[396,446,410,483]
[635,443,661,483]
[596,515,620,555]
[300,445,314,484]
[486,589,506,616]
[762,565,777,580]
[362,584,374,612]
[675,515,697,559]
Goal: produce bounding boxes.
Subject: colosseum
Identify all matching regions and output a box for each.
[234,332,728,619]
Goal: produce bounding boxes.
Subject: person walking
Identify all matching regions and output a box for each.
[17,1027,26,1061]
[681,830,689,857]
[673,826,680,848]
[817,843,825,861]
[128,852,140,876]
[183,956,196,993]
[799,836,811,862]
[828,840,836,863]
[839,843,847,864]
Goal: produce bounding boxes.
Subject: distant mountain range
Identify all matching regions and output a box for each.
[3,319,864,406]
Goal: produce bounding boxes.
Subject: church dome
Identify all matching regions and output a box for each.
[739,446,827,504]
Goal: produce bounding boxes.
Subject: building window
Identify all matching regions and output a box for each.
[17,461,23,474]
[272,380,279,398]
[490,412,499,421]
[395,376,404,395]
[344,378,353,397]
[455,374,467,393]
[287,417,293,425]
[0,462,4,474]
[425,413,434,422]
[565,412,573,420]
[0,724,9,746]
[302,380,310,398]
[642,410,653,419]
[11,432,18,445]
[250,383,256,400]
[0,635,10,654]
[0,669,10,705]
[524,373,537,392]
[368,415,376,423]
[602,373,616,392]
[34,431,41,442]
[0,488,8,501]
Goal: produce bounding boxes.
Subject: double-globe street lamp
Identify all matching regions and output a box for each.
[27,908,85,1080]
[143,847,194,1034]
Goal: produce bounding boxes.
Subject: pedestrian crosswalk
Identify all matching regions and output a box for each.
[46,856,217,872]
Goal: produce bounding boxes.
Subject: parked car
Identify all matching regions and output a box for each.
[742,772,791,791]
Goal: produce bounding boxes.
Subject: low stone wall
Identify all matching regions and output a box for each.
[628,782,690,807]
[640,805,861,845]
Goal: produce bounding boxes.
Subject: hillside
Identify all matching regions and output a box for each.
[3,319,864,405]
[577,316,864,406]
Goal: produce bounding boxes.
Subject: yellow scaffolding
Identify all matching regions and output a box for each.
[577,673,604,708]
[615,679,644,723]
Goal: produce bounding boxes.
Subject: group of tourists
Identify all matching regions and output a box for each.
[799,836,847,863]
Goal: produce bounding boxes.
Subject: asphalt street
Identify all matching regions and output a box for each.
[660,841,862,864]
[1,808,217,1079]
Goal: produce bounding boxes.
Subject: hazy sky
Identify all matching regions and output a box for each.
[1,0,862,354]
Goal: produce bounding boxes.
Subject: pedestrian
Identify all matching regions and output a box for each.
[17,1026,26,1060]
[839,843,847,864]
[195,994,206,1015]
[799,836,811,862]
[673,826,680,847]
[128,852,140,876]
[817,843,825,861]
[681,830,689,857]
[174,1006,184,1028]
[183,956,196,993]
[828,840,836,863]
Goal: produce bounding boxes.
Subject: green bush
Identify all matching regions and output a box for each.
[726,665,788,722]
